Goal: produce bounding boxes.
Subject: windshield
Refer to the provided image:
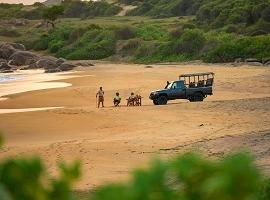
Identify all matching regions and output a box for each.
[165,82,173,89]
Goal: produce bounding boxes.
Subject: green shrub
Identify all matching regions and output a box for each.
[171,28,206,55]
[136,25,169,41]
[32,35,50,51]
[203,34,270,63]
[48,40,64,53]
[91,152,263,200]
[57,28,116,60]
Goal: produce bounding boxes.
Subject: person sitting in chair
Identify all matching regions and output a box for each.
[113,92,121,107]
[127,92,136,106]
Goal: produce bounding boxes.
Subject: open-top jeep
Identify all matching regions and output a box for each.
[149,72,215,105]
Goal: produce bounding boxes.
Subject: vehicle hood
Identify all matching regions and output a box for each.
[151,89,168,94]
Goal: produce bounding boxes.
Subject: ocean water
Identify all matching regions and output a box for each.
[0,74,23,83]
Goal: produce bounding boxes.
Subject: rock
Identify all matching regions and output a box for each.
[0,44,17,59]
[9,51,40,66]
[145,65,153,68]
[56,58,66,65]
[45,68,62,73]
[36,58,58,69]
[73,62,94,67]
[262,58,270,64]
[234,58,242,63]
[41,56,58,62]
[59,62,76,71]
[28,62,38,69]
[245,58,261,63]
[264,61,270,66]
[0,62,12,71]
[10,18,29,26]
[1,70,14,73]
[0,58,7,63]
[9,43,25,51]
[246,62,263,66]
[0,42,25,51]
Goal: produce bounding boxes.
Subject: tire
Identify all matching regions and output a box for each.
[193,93,204,102]
[157,96,168,105]
[153,100,158,105]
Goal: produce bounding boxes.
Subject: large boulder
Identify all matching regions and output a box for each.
[9,43,25,51]
[0,44,17,59]
[9,51,40,66]
[264,61,270,66]
[245,58,261,63]
[59,62,76,71]
[56,58,66,65]
[36,58,58,70]
[0,58,7,63]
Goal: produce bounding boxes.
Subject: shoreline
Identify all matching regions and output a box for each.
[0,69,77,101]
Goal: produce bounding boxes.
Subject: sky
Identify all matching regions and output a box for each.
[0,0,45,4]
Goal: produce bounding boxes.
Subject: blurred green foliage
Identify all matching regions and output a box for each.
[0,157,80,200]
[0,131,270,200]
[90,152,269,200]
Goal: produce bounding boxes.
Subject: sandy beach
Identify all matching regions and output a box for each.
[0,63,269,189]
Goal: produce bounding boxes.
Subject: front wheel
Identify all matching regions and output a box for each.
[153,100,158,105]
[157,96,168,105]
[190,93,204,102]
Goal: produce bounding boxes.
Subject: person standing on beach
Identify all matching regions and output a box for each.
[96,87,105,108]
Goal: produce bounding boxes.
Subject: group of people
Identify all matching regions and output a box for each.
[96,87,140,108]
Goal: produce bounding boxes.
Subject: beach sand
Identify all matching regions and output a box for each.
[0,63,269,189]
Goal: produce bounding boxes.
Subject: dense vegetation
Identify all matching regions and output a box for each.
[124,0,270,34]
[21,23,270,63]
[1,132,270,200]
[1,0,270,63]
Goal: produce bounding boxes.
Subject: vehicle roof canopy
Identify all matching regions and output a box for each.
[179,72,215,78]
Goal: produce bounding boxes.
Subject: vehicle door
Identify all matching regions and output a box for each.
[170,81,186,99]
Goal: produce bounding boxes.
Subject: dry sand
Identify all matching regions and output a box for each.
[0,63,269,190]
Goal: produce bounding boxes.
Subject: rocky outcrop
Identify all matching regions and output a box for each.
[36,58,58,69]
[0,62,12,71]
[58,62,76,71]
[0,44,17,59]
[0,42,77,73]
[245,58,260,63]
[9,51,40,66]
[264,61,270,66]
[56,58,66,65]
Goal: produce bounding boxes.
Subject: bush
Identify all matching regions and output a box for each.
[57,28,116,60]
[203,34,270,63]
[48,40,64,53]
[32,35,50,51]
[1,131,270,200]
[91,152,263,200]
[136,25,169,41]
[171,28,206,55]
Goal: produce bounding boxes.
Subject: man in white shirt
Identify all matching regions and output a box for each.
[96,87,104,108]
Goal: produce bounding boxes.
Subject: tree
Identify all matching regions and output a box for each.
[42,5,64,29]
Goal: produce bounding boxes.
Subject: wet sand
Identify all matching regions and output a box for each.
[0,63,269,189]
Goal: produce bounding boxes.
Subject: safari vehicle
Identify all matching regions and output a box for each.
[149,72,215,105]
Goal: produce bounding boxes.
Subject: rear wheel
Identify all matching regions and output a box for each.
[193,93,204,102]
[153,100,158,105]
[157,96,168,105]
